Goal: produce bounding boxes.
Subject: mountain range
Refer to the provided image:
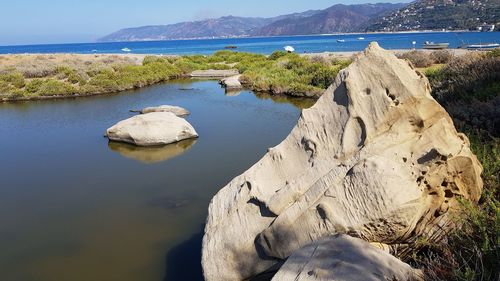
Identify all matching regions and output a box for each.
[98,3,405,42]
[99,1,500,42]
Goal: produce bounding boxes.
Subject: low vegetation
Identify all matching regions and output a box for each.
[411,50,499,281]
[396,50,455,68]
[0,51,350,101]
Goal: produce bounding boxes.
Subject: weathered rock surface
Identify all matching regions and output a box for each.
[202,42,483,281]
[220,75,242,90]
[190,69,239,78]
[139,105,190,117]
[106,112,198,146]
[272,234,422,281]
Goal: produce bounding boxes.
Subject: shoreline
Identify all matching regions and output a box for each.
[0,30,485,48]
[0,48,473,59]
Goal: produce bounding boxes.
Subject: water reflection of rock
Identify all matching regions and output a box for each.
[225,90,242,97]
[254,92,315,109]
[108,139,197,164]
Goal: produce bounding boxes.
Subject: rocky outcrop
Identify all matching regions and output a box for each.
[106,112,198,146]
[202,42,483,281]
[138,105,190,117]
[220,75,242,90]
[272,234,422,281]
[190,69,239,78]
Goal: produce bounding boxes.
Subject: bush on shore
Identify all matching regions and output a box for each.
[0,50,350,100]
[239,51,349,97]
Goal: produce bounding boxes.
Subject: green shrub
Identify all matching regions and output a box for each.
[0,72,25,88]
[29,79,77,96]
[268,51,289,61]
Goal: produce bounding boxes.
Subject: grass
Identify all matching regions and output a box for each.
[0,51,350,101]
[237,51,349,97]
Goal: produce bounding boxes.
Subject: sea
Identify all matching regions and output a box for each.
[0,32,499,55]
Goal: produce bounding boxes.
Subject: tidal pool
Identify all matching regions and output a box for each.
[0,80,313,281]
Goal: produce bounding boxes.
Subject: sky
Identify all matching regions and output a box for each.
[0,0,409,46]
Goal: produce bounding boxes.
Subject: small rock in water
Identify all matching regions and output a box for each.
[106,112,198,146]
[140,105,190,117]
[220,75,242,90]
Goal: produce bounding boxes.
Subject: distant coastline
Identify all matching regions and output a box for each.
[93,30,480,44]
[0,31,497,55]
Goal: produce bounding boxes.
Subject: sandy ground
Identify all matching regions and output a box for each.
[0,53,147,67]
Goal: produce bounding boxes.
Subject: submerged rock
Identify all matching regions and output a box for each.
[139,105,190,117]
[202,43,483,281]
[272,234,422,281]
[106,112,198,146]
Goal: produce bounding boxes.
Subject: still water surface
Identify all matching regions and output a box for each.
[0,80,312,281]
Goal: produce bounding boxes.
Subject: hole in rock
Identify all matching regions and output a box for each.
[247,198,277,218]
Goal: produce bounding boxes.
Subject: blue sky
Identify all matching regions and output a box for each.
[0,0,408,45]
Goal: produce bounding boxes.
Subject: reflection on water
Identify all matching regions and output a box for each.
[0,79,305,281]
[108,139,197,164]
[225,90,242,97]
[254,92,316,109]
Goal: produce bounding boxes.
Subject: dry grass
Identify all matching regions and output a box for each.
[0,54,144,78]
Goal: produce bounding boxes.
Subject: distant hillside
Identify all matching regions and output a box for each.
[98,16,273,42]
[99,3,405,42]
[255,3,406,36]
[365,0,500,31]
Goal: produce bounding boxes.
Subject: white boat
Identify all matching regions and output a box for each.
[337,39,346,43]
[121,48,132,52]
[284,46,295,53]
[466,43,499,50]
[422,41,450,50]
[357,37,365,40]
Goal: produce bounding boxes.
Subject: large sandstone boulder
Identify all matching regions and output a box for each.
[139,105,190,117]
[272,234,422,281]
[202,43,483,281]
[106,112,198,146]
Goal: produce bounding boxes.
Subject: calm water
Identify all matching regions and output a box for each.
[1,32,499,55]
[0,80,312,281]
